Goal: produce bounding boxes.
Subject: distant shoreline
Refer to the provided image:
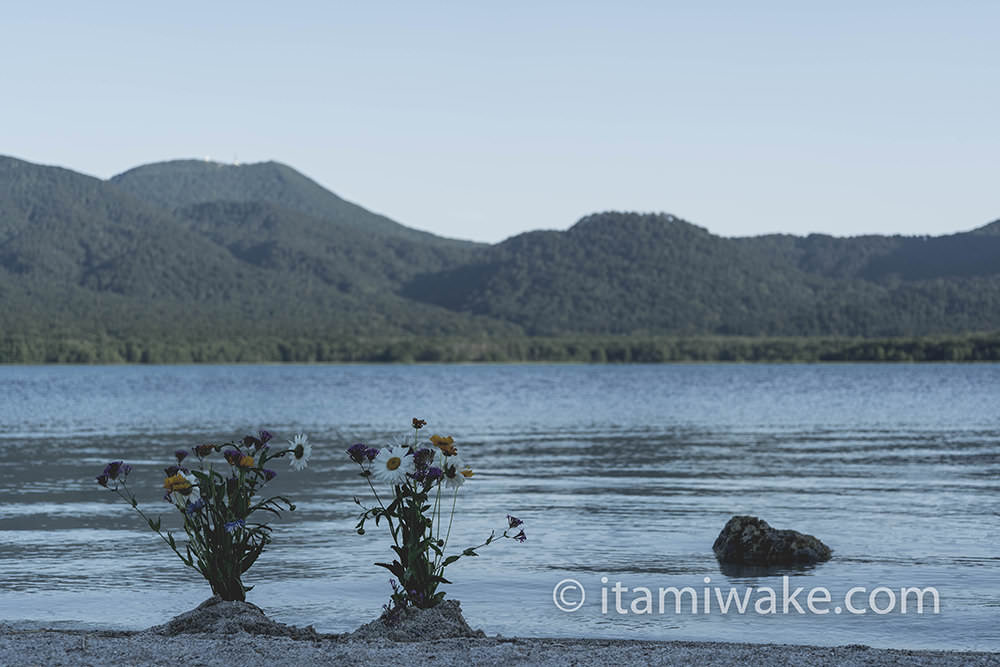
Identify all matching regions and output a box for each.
[1,626,996,666]
[2,333,1000,364]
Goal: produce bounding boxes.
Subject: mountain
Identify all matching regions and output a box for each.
[0,155,518,342]
[2,155,999,362]
[111,160,474,247]
[402,212,1000,336]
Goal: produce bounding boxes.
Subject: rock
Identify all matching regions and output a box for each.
[350,599,486,642]
[147,596,325,640]
[712,515,832,566]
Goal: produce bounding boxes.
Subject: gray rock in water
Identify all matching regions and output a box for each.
[350,599,486,642]
[147,596,324,640]
[713,515,832,566]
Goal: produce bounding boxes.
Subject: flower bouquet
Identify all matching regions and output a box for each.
[97,430,311,601]
[348,419,525,614]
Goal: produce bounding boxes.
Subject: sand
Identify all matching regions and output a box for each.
[1,598,996,666]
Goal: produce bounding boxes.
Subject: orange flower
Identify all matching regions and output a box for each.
[238,454,256,468]
[430,434,458,456]
[163,474,192,492]
[412,418,427,430]
[460,468,474,478]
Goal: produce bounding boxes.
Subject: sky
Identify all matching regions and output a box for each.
[2,1,998,243]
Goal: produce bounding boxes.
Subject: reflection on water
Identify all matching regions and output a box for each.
[0,364,998,650]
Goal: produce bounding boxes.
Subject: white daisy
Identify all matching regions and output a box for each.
[438,452,472,489]
[372,444,415,486]
[183,471,201,502]
[288,433,311,471]
[170,471,201,508]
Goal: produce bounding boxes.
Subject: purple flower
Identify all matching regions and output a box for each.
[425,466,443,482]
[347,443,368,464]
[262,468,277,482]
[259,430,273,445]
[185,498,205,515]
[96,473,109,487]
[242,435,263,451]
[164,465,187,477]
[365,447,379,461]
[174,449,189,464]
[224,519,245,533]
[413,447,435,469]
[223,449,242,465]
[194,444,214,458]
[513,529,527,543]
[507,514,523,529]
[103,461,124,480]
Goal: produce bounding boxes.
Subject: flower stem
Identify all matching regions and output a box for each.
[365,474,399,546]
[434,487,460,571]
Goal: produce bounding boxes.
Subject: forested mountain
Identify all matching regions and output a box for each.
[402,211,1000,336]
[0,156,517,342]
[112,160,474,247]
[1,155,999,362]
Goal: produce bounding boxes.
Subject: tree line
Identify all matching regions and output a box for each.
[2,333,998,364]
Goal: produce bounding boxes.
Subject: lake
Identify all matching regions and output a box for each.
[0,363,997,651]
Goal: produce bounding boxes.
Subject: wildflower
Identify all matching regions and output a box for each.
[460,468,474,478]
[413,447,435,469]
[259,430,273,445]
[430,435,457,457]
[164,474,192,493]
[166,471,200,508]
[174,449,189,464]
[223,449,242,465]
[507,515,523,529]
[513,529,527,543]
[242,435,262,450]
[262,469,277,482]
[425,466,443,482]
[439,454,467,489]
[185,498,205,515]
[164,465,185,477]
[238,455,256,468]
[96,474,109,487]
[103,461,130,481]
[347,443,368,464]
[365,447,379,461]
[372,445,414,485]
[182,473,200,500]
[224,519,245,533]
[288,434,311,471]
[412,418,427,429]
[194,444,214,458]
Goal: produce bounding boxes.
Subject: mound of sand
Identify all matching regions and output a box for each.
[349,600,486,642]
[146,596,325,640]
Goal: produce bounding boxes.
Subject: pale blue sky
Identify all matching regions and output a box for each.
[2,1,997,243]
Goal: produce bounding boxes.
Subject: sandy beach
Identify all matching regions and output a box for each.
[1,627,998,667]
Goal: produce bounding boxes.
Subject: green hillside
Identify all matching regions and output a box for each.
[403,212,1000,336]
[0,156,519,344]
[2,156,999,362]
[111,159,474,247]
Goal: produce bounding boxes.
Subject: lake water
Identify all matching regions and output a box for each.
[0,364,997,651]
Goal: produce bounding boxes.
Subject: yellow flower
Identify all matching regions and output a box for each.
[238,455,256,468]
[430,434,457,456]
[460,468,474,478]
[163,474,192,492]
